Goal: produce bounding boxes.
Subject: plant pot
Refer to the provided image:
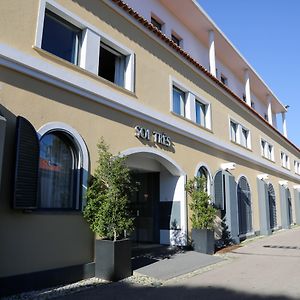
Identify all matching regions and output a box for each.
[191,228,215,254]
[95,239,132,281]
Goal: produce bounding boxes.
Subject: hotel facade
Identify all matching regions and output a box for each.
[0,0,300,295]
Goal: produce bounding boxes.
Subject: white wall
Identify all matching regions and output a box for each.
[125,0,209,69]
[124,0,276,129]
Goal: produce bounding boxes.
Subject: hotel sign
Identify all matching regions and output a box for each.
[134,125,171,147]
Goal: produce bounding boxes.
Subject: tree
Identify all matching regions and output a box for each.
[185,176,216,230]
[83,138,134,241]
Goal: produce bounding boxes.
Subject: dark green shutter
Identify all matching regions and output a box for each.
[257,179,271,235]
[279,185,289,229]
[13,116,39,209]
[214,171,224,210]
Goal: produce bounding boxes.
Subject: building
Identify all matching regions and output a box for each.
[1,0,300,295]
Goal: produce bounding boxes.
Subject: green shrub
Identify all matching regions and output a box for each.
[83,138,134,241]
[185,176,217,230]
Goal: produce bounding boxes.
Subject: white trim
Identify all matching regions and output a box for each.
[37,122,89,171]
[35,0,135,91]
[120,147,185,176]
[120,146,187,246]
[194,162,212,196]
[0,44,299,183]
[37,122,89,206]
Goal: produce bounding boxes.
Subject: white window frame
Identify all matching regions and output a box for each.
[260,138,274,161]
[294,160,300,175]
[170,77,211,130]
[281,151,290,169]
[229,118,251,149]
[35,0,135,92]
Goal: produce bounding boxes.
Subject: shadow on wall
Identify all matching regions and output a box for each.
[50,281,295,300]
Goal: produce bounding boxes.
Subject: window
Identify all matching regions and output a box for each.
[172,86,186,117]
[264,113,269,121]
[220,74,228,86]
[197,166,211,195]
[242,94,246,102]
[195,100,207,127]
[251,101,255,109]
[98,42,126,87]
[230,119,251,149]
[294,160,300,175]
[41,9,81,64]
[151,16,163,31]
[241,127,249,148]
[261,139,274,161]
[281,152,290,169]
[39,132,79,209]
[230,121,238,143]
[171,32,182,47]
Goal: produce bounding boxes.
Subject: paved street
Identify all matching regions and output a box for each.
[54,227,300,299]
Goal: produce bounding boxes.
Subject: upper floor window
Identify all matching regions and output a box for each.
[171,32,182,47]
[195,100,207,128]
[261,139,274,161]
[294,160,300,175]
[172,86,186,117]
[42,9,81,64]
[151,15,163,31]
[281,152,290,169]
[98,42,126,87]
[230,120,238,143]
[220,74,228,86]
[230,119,251,149]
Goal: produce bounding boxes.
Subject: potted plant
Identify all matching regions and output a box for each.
[185,176,217,254]
[83,138,135,281]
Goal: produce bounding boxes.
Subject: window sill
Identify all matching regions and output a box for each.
[230,140,252,152]
[281,166,291,171]
[32,46,137,98]
[22,208,82,215]
[262,156,275,164]
[170,111,213,134]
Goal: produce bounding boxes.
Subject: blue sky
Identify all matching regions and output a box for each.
[197,0,300,148]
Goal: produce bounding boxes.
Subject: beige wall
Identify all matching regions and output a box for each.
[1,65,299,276]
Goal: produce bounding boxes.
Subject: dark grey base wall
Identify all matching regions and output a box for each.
[0,262,95,297]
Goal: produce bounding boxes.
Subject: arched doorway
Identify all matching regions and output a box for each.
[237,176,252,235]
[268,183,277,230]
[121,147,186,246]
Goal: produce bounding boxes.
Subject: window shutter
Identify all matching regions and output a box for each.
[13,116,39,209]
[214,171,224,210]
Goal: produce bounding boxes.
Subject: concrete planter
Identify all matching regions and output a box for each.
[191,229,215,254]
[95,239,132,281]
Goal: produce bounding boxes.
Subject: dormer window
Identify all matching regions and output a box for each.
[151,16,163,31]
[171,32,182,47]
[220,74,228,86]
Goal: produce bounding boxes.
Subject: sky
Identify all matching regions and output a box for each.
[197,0,300,148]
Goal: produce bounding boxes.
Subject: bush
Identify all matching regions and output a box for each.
[83,138,134,241]
[185,176,217,230]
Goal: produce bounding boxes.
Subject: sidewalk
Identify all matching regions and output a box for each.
[4,227,300,300]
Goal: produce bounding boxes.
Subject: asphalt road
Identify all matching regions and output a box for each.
[55,226,300,300]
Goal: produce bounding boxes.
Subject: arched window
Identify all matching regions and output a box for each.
[268,183,277,230]
[237,176,252,235]
[39,132,79,209]
[197,166,211,195]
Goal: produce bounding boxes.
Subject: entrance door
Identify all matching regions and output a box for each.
[130,172,159,243]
